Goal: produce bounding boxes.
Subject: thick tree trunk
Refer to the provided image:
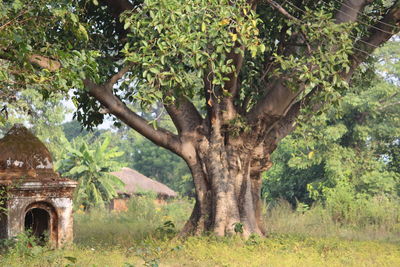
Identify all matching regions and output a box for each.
[180,135,271,237]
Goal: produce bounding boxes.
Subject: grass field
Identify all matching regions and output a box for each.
[1,196,399,267]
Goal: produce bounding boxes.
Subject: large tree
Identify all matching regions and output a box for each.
[1,0,400,236]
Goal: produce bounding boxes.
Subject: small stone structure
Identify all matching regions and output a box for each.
[0,124,77,247]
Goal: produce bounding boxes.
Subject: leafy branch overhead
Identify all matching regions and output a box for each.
[120,0,264,102]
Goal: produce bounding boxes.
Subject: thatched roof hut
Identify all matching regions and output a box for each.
[110,167,177,198]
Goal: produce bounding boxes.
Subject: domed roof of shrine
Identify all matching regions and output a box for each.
[0,124,53,170]
[0,124,60,182]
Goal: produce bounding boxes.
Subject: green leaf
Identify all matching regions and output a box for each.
[66,147,84,157]
[66,165,89,176]
[124,21,131,30]
[259,43,266,53]
[201,22,206,32]
[78,24,89,41]
[149,68,160,74]
[100,136,111,153]
[64,257,77,264]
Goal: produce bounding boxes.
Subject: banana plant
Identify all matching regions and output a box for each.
[55,136,125,209]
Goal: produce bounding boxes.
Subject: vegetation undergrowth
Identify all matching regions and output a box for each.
[0,195,399,267]
[74,194,194,247]
[266,198,400,242]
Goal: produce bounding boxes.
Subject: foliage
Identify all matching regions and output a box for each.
[56,136,125,208]
[71,1,358,126]
[266,198,400,242]
[262,39,400,206]
[62,120,89,142]
[323,183,400,226]
[0,0,101,100]
[233,222,244,234]
[271,10,353,105]
[58,115,194,197]
[119,0,263,106]
[0,231,46,259]
[1,0,372,124]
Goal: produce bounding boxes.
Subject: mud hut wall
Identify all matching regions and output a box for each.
[110,198,129,212]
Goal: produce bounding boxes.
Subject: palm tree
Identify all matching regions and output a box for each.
[56,136,125,208]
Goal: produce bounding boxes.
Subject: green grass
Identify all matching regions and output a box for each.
[1,196,399,267]
[1,235,399,267]
[265,199,400,242]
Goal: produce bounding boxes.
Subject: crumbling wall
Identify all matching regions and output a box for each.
[4,182,76,247]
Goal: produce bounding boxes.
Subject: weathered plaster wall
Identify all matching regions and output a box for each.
[2,182,76,247]
[52,197,74,245]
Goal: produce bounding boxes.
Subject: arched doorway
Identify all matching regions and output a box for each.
[24,208,50,242]
[24,202,58,245]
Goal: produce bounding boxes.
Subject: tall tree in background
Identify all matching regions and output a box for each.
[1,0,400,236]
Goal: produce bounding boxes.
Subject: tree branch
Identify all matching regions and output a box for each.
[107,63,134,87]
[221,48,245,120]
[246,0,384,127]
[377,100,400,110]
[246,79,298,123]
[84,79,183,156]
[165,97,204,134]
[265,0,300,22]
[27,54,61,72]
[263,85,318,148]
[334,0,371,24]
[346,3,400,80]
[19,53,183,154]
[379,92,399,104]
[100,0,134,18]
[0,9,29,31]
[272,100,301,143]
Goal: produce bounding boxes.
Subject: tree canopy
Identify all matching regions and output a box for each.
[1,0,400,236]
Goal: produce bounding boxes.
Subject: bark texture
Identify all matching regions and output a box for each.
[180,134,274,237]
